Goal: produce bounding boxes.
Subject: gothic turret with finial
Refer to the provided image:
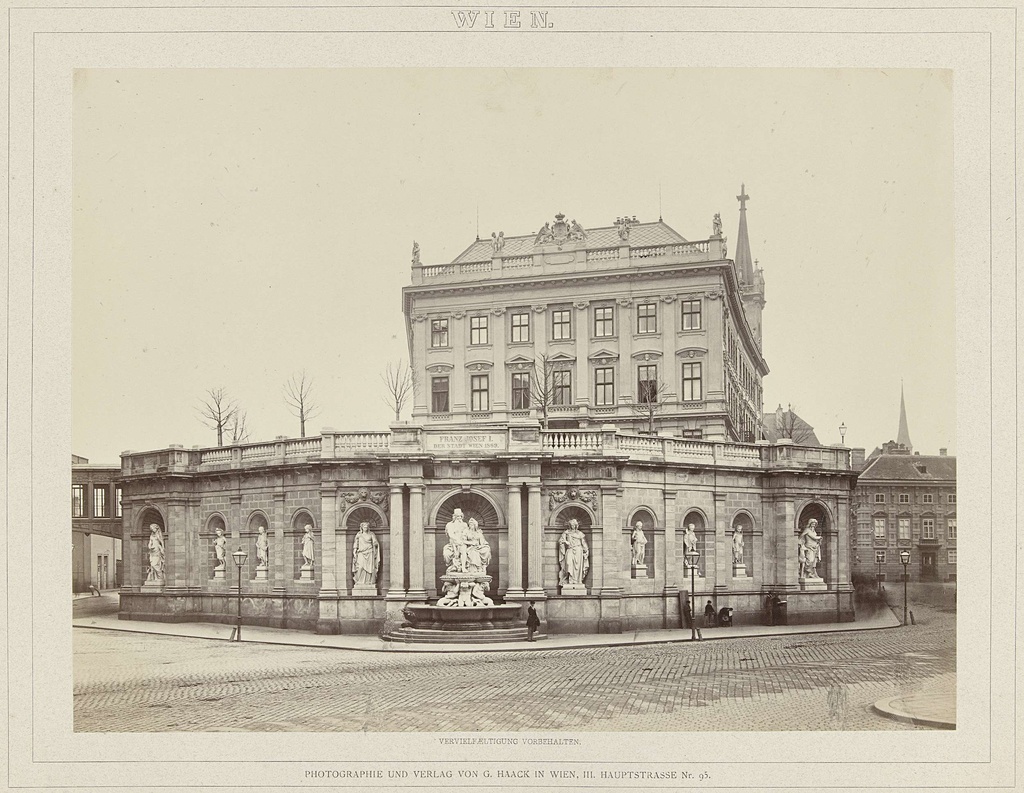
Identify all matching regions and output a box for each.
[735,184,766,349]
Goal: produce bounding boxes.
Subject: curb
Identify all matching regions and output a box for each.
[72,612,902,654]
[871,695,956,730]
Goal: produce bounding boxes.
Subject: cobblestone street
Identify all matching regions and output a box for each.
[73,602,954,733]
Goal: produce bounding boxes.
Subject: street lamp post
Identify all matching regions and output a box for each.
[876,556,883,595]
[232,546,248,641]
[839,422,847,444]
[899,549,911,626]
[684,547,700,642]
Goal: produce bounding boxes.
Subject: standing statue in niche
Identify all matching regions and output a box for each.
[798,519,823,578]
[255,525,269,569]
[732,524,745,565]
[558,518,590,586]
[213,526,227,570]
[301,525,315,568]
[630,521,648,567]
[443,508,470,573]
[351,521,381,585]
[146,524,165,584]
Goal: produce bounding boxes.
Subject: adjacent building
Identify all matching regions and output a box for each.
[72,456,124,592]
[117,190,858,634]
[850,392,957,583]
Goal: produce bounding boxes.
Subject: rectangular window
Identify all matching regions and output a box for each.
[681,362,702,401]
[681,299,702,330]
[469,315,489,345]
[947,549,957,564]
[594,367,614,406]
[553,370,572,406]
[552,309,572,340]
[431,377,450,413]
[873,517,886,538]
[947,518,957,540]
[922,518,935,540]
[470,374,490,411]
[594,306,614,337]
[511,372,531,410]
[898,493,910,504]
[114,486,123,518]
[430,318,449,348]
[898,518,910,540]
[93,486,108,518]
[510,312,530,343]
[875,550,886,564]
[680,428,703,439]
[637,303,657,334]
[922,494,933,504]
[947,493,956,504]
[637,364,658,403]
[874,493,885,503]
[72,484,85,518]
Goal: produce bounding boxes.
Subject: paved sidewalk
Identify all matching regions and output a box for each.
[73,605,900,653]
[872,673,956,729]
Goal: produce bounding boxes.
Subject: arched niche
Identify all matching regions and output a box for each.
[205,513,227,579]
[432,490,503,529]
[730,510,756,575]
[627,507,656,572]
[136,507,165,586]
[553,504,595,529]
[797,501,832,582]
[432,491,502,596]
[680,508,708,576]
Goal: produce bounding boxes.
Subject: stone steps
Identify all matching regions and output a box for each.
[384,625,548,644]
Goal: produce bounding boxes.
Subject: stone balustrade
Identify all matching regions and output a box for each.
[409,237,723,285]
[120,426,851,474]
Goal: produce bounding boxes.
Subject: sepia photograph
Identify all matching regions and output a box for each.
[4,3,1015,790]
[70,67,956,734]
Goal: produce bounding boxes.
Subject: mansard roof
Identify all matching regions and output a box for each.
[452,219,688,264]
[859,453,957,482]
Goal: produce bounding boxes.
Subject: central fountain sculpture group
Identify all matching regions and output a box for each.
[437,508,494,607]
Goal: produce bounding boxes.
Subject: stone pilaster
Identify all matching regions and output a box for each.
[319,486,338,593]
[525,483,545,599]
[663,490,677,593]
[407,484,427,599]
[599,486,621,595]
[386,485,407,599]
[505,483,525,598]
[714,493,728,594]
[272,491,286,591]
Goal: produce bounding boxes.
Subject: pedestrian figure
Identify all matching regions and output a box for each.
[683,599,693,629]
[526,601,541,642]
[704,599,716,628]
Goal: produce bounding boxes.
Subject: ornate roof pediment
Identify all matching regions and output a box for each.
[630,350,663,361]
[677,347,708,358]
[465,361,494,371]
[426,363,454,373]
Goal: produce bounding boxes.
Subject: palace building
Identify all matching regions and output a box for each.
[117,188,857,635]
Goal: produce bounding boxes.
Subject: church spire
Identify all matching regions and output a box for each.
[897,382,913,451]
[734,183,754,283]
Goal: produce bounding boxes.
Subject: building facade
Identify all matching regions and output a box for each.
[72,458,123,592]
[118,194,857,634]
[851,442,957,584]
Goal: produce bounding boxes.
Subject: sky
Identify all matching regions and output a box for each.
[72,68,954,462]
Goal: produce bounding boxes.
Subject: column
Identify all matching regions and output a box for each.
[505,483,525,598]
[407,484,427,599]
[525,483,545,598]
[386,485,406,599]
[333,491,347,594]
[228,494,242,592]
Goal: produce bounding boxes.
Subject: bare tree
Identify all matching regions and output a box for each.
[631,376,670,435]
[197,387,238,447]
[284,370,320,438]
[772,403,817,445]
[380,361,415,422]
[528,353,561,429]
[227,410,251,445]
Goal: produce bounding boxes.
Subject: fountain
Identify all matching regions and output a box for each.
[384,508,541,643]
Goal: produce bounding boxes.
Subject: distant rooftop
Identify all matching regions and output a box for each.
[860,451,957,481]
[452,216,690,264]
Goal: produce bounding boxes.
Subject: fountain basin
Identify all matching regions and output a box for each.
[402,603,524,630]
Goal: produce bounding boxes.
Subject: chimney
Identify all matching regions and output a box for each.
[939,448,948,456]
